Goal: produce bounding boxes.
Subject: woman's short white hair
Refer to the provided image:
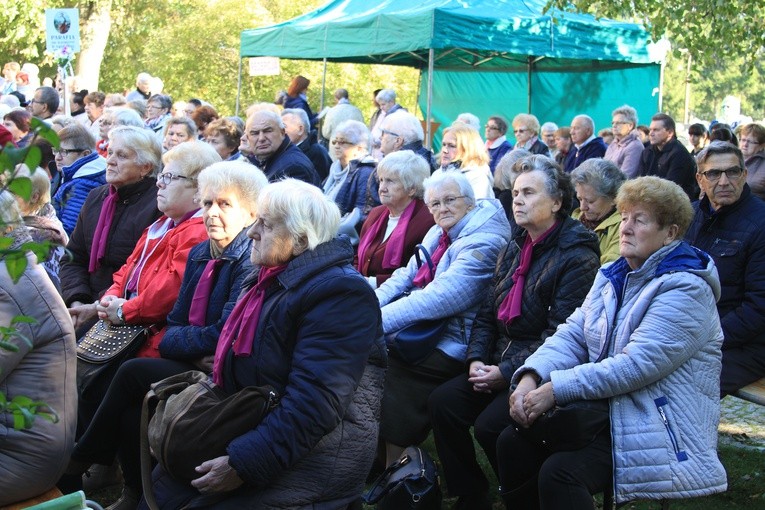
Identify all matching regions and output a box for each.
[258,179,341,250]
[109,126,162,176]
[377,151,430,199]
[197,161,268,216]
[334,120,370,148]
[423,170,476,206]
[162,140,222,182]
[111,107,144,128]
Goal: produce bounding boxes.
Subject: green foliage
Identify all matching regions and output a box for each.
[0,393,59,430]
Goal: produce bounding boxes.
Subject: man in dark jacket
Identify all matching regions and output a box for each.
[244,110,320,185]
[684,141,765,396]
[379,111,437,172]
[281,108,332,183]
[563,114,607,173]
[638,113,697,199]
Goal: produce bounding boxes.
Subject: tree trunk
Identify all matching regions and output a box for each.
[76,0,113,92]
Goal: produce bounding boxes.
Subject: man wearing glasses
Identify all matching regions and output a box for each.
[27,86,59,121]
[685,141,765,398]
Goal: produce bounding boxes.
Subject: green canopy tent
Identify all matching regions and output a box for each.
[240,0,660,148]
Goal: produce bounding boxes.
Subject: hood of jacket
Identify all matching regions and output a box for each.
[62,151,106,181]
[447,198,510,243]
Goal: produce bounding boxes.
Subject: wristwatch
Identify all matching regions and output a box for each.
[116,304,125,325]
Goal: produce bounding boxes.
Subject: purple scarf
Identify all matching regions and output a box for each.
[357,200,417,273]
[412,230,451,288]
[187,258,225,326]
[89,185,119,273]
[212,265,287,385]
[497,221,559,324]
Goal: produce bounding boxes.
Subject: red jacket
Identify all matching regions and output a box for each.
[105,214,208,358]
[356,199,434,286]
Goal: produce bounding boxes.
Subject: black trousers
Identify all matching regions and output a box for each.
[72,358,196,491]
[720,344,765,397]
[496,423,612,510]
[428,373,513,497]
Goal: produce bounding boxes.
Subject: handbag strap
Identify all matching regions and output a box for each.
[362,451,414,504]
[140,389,161,510]
[414,244,435,274]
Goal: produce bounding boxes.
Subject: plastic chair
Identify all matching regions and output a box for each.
[22,491,104,510]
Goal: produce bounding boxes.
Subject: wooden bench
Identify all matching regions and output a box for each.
[733,378,765,406]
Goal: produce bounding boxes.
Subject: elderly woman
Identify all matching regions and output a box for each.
[429,156,599,510]
[500,176,727,509]
[324,119,379,223]
[145,93,172,135]
[62,126,162,338]
[357,150,435,288]
[3,109,32,147]
[145,179,386,509]
[485,115,513,175]
[96,107,145,158]
[741,123,765,200]
[162,116,198,151]
[0,191,77,506]
[375,171,511,466]
[204,117,243,160]
[604,104,644,178]
[435,122,494,199]
[571,158,626,265]
[65,161,268,509]
[512,113,551,156]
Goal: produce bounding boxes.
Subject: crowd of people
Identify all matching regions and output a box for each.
[1,67,764,510]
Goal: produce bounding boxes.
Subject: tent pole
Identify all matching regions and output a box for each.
[426,48,434,149]
[320,58,328,111]
[236,57,243,117]
[527,56,533,113]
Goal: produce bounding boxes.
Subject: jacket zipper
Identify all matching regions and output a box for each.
[654,396,688,461]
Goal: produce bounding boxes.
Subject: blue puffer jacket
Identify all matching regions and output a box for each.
[514,241,727,504]
[328,156,378,218]
[376,199,511,362]
[219,237,386,508]
[158,229,252,360]
[52,152,106,235]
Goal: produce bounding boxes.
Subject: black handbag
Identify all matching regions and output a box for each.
[514,399,610,452]
[76,319,150,399]
[384,245,449,365]
[363,446,442,509]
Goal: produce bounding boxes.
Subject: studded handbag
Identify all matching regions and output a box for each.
[76,319,150,399]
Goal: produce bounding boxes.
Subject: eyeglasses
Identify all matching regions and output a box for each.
[157,172,191,186]
[381,129,400,138]
[147,104,163,110]
[427,195,465,211]
[29,99,45,105]
[331,139,354,145]
[513,128,528,134]
[485,125,500,131]
[700,166,744,182]
[54,148,87,156]
[611,121,630,127]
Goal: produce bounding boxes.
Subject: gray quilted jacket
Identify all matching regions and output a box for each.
[376,199,511,362]
[515,241,727,504]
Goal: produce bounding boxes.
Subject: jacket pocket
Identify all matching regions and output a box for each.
[708,238,741,258]
[654,396,688,462]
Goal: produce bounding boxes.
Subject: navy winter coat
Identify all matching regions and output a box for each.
[252,136,320,186]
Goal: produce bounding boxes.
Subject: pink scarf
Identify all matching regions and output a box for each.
[412,231,451,288]
[89,185,119,273]
[497,221,560,324]
[187,258,224,326]
[357,200,417,273]
[212,265,287,385]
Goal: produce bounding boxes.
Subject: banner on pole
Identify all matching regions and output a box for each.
[248,57,280,76]
[46,9,80,53]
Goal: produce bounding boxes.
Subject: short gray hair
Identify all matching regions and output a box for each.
[611,105,638,127]
[455,113,480,131]
[541,122,558,133]
[109,126,162,175]
[247,109,284,130]
[696,141,745,172]
[164,116,198,138]
[162,140,222,182]
[377,151,430,199]
[197,161,268,216]
[423,170,476,207]
[281,108,310,133]
[111,107,145,128]
[572,114,595,133]
[334,120,369,148]
[149,94,172,110]
[512,113,541,136]
[382,112,423,144]
[516,155,573,219]
[376,89,396,104]
[494,149,531,191]
[258,179,341,250]
[570,158,626,200]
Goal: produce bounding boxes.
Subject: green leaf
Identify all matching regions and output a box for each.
[0,340,20,352]
[21,240,53,262]
[7,177,33,202]
[30,118,60,148]
[11,316,37,325]
[1,146,29,167]
[3,252,28,283]
[23,146,41,172]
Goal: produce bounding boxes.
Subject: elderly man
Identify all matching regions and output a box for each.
[244,110,319,185]
[638,113,697,199]
[685,141,765,397]
[126,72,152,101]
[563,114,607,173]
[321,88,364,145]
[540,121,558,156]
[379,111,437,172]
[371,89,406,159]
[282,108,332,182]
[28,86,59,121]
